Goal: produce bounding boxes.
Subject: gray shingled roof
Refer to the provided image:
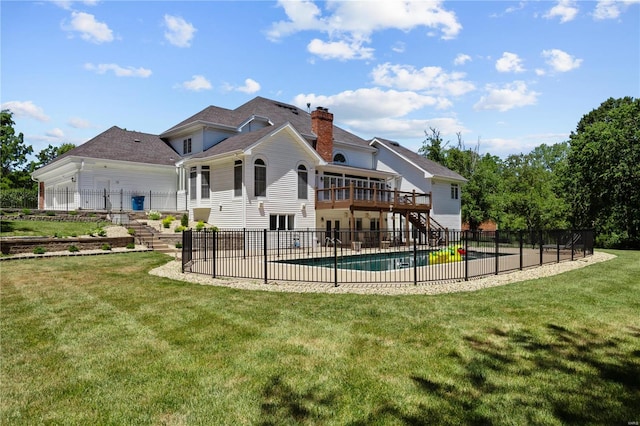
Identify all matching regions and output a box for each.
[373,137,467,182]
[189,125,278,160]
[49,126,179,167]
[162,97,369,158]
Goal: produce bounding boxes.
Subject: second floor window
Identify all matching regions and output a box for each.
[451,183,459,200]
[254,159,266,197]
[333,153,346,163]
[201,166,210,199]
[297,165,308,199]
[183,138,192,154]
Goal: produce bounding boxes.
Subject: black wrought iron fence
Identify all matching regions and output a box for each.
[182,228,594,286]
[0,187,188,211]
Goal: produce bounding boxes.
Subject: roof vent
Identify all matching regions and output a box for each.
[134,139,141,143]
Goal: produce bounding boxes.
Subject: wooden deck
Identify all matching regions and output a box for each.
[315,184,431,213]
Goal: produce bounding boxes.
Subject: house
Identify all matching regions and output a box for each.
[32,96,466,243]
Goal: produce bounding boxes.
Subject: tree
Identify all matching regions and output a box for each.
[565,97,640,248]
[34,142,76,169]
[1,110,33,189]
[418,127,446,163]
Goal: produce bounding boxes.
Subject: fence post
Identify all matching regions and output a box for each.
[65,187,69,213]
[519,230,523,270]
[495,230,500,275]
[334,228,338,287]
[277,229,280,258]
[263,229,268,285]
[539,231,544,266]
[243,228,247,259]
[556,230,561,263]
[149,190,152,211]
[413,234,417,286]
[464,230,469,281]
[203,230,207,262]
[212,230,217,278]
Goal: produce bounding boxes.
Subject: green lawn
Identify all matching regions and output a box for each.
[0,219,109,238]
[1,250,638,425]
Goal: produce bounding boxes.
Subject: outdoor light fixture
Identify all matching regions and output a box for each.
[258,201,264,208]
[301,203,306,210]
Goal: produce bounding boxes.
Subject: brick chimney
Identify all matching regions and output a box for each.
[311,106,334,162]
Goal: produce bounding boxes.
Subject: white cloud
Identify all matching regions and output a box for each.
[371,63,475,97]
[307,38,374,60]
[68,117,92,128]
[236,78,261,94]
[63,11,113,44]
[474,81,540,112]
[483,132,570,157]
[1,100,50,122]
[53,1,99,10]
[46,128,65,139]
[541,49,582,72]
[544,0,579,23]
[84,63,152,78]
[164,15,196,47]
[268,0,462,60]
[593,0,639,19]
[453,53,472,66]
[496,52,525,73]
[391,42,406,53]
[176,75,212,92]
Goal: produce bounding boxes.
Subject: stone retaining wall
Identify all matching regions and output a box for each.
[0,236,134,255]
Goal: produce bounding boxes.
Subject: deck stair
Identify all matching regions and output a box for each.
[407,212,448,246]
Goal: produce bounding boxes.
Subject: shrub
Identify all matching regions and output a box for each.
[69,210,78,216]
[181,213,189,227]
[126,242,135,249]
[175,242,183,249]
[45,211,56,216]
[33,246,46,254]
[101,243,111,251]
[22,208,32,215]
[88,212,96,218]
[195,220,205,231]
[174,225,186,233]
[96,228,107,237]
[147,210,162,220]
[162,215,175,229]
[127,228,136,235]
[68,245,80,253]
[71,233,77,237]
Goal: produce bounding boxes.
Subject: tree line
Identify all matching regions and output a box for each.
[421,97,638,248]
[2,97,638,247]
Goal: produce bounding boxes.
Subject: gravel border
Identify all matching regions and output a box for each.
[149,251,616,296]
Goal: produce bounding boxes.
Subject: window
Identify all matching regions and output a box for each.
[451,183,459,200]
[234,160,242,197]
[254,159,266,197]
[333,153,346,163]
[269,214,295,230]
[189,167,197,200]
[183,138,192,154]
[201,166,210,199]
[297,165,308,199]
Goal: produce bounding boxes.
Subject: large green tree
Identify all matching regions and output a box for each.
[1,110,33,189]
[565,96,640,247]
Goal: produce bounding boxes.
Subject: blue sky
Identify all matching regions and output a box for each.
[2,0,639,160]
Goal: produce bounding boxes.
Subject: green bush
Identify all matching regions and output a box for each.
[162,215,175,229]
[127,228,136,235]
[175,242,183,249]
[45,211,56,216]
[195,220,205,231]
[101,243,111,251]
[21,208,32,215]
[33,246,46,254]
[96,228,107,237]
[147,210,161,220]
[181,213,189,227]
[126,242,135,249]
[68,245,80,253]
[69,210,78,216]
[174,225,186,233]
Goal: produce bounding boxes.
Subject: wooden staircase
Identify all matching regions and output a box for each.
[407,212,448,246]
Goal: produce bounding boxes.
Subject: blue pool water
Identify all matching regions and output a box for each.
[277,250,500,272]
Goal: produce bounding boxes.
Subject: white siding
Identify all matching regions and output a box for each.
[374,146,431,193]
[334,145,374,169]
[431,180,462,230]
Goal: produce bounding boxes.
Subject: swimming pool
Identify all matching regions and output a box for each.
[276,249,501,272]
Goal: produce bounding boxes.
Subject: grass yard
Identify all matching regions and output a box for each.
[1,250,638,425]
[0,219,110,238]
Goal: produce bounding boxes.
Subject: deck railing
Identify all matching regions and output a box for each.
[316,184,431,211]
[182,228,595,287]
